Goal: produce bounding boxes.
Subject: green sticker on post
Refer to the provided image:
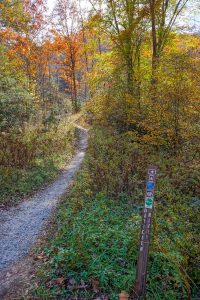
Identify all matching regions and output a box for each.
[145,197,153,209]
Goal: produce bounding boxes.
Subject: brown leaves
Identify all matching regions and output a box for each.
[46,277,65,287]
[34,251,49,262]
[119,290,129,300]
[54,276,65,285]
[91,279,109,300]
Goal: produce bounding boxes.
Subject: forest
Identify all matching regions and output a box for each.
[0,0,200,299]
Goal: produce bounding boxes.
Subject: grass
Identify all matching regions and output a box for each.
[32,186,139,300]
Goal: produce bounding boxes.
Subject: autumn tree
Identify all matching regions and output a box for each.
[90,0,150,96]
[52,0,81,112]
[149,0,189,96]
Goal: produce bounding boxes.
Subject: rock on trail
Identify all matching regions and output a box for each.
[0,125,88,274]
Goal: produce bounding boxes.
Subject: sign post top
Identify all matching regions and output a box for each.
[148,166,157,175]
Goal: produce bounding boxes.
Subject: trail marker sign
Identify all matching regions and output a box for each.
[133,166,157,299]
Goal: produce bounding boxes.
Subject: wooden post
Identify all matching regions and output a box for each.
[132,166,157,299]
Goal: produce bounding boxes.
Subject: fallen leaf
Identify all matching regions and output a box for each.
[36,255,44,260]
[55,277,65,285]
[119,290,129,300]
[47,277,65,287]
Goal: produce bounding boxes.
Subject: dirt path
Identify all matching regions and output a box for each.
[0,125,88,297]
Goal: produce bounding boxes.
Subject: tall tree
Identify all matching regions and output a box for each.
[149,0,189,94]
[53,0,81,112]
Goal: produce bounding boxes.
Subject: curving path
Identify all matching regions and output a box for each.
[0,125,88,273]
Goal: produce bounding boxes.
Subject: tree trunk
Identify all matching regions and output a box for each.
[150,0,158,101]
[126,56,134,94]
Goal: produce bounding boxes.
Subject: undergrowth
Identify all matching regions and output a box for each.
[0,117,77,206]
[32,127,200,299]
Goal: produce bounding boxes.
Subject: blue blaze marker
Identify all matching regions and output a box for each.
[147,182,154,190]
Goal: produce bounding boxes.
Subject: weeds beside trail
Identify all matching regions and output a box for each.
[32,127,200,300]
[0,115,80,207]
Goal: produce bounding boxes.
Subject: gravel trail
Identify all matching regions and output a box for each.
[0,125,88,272]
